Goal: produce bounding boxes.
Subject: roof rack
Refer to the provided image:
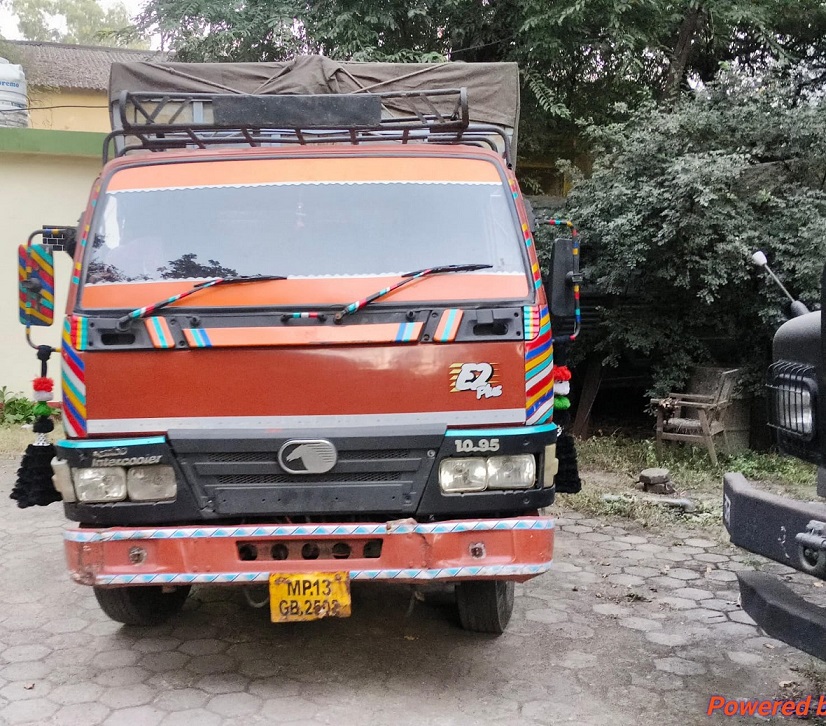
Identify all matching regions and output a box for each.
[104,88,512,165]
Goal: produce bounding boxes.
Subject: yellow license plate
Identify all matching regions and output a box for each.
[269,572,351,622]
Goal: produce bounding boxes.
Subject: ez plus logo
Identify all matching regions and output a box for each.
[451,362,503,399]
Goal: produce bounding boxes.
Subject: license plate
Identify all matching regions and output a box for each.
[269,572,351,623]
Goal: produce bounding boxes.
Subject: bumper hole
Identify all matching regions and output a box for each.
[302,543,320,560]
[238,544,258,561]
[331,543,351,559]
[363,539,382,559]
[271,544,289,561]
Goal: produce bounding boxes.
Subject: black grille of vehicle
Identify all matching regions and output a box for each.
[172,441,435,516]
[767,360,819,461]
[204,449,411,463]
[216,472,403,485]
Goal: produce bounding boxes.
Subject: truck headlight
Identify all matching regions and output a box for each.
[72,467,127,502]
[439,455,537,493]
[439,458,487,492]
[126,465,177,501]
[775,387,814,435]
[486,455,536,489]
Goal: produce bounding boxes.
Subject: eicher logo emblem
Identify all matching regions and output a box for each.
[450,362,502,399]
[279,440,338,474]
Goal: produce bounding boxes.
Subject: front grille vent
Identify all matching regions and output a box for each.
[216,472,403,486]
[767,360,820,462]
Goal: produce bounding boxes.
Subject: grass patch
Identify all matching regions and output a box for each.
[578,434,815,492]
[562,434,817,530]
[552,484,719,529]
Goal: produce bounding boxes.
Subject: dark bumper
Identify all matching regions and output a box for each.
[737,571,826,660]
[724,472,826,660]
[723,471,826,573]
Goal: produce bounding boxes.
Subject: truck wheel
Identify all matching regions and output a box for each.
[455,580,514,634]
[93,585,191,626]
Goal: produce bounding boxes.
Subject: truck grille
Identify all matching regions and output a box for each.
[216,472,403,485]
[767,360,820,462]
[170,437,437,517]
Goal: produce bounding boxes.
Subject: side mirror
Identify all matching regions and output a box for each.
[547,237,581,318]
[18,243,55,327]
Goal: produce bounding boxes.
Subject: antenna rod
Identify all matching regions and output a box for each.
[751,250,796,304]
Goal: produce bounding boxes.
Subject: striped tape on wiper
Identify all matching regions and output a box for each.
[116,275,287,330]
[333,263,492,323]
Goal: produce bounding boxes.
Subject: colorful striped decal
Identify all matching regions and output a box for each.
[64,517,554,542]
[73,184,101,285]
[507,175,544,293]
[92,563,553,586]
[185,328,213,347]
[61,318,87,437]
[144,317,176,349]
[183,322,423,348]
[434,309,464,342]
[524,305,554,425]
[394,321,419,342]
[523,306,541,341]
[64,315,89,350]
[18,245,55,326]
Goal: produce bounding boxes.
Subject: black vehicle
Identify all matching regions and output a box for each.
[724,255,826,659]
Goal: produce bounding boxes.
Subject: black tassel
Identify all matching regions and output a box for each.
[554,431,581,494]
[11,442,60,508]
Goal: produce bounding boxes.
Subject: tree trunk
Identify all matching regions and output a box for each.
[663,1,705,101]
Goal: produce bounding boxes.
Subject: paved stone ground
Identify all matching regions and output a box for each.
[0,463,823,726]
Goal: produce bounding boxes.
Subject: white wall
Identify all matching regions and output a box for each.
[1,151,101,395]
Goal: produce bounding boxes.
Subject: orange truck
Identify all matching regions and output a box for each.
[16,57,580,633]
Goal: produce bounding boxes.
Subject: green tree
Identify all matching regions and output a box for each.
[8,0,145,47]
[556,68,826,394]
[133,0,826,107]
[131,0,826,181]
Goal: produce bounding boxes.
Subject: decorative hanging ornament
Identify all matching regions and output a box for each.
[10,347,60,508]
[32,376,53,402]
[553,365,572,410]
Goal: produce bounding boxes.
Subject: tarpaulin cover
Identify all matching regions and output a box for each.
[108,55,520,155]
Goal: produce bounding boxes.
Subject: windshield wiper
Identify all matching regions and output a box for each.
[334,263,493,323]
[116,275,287,329]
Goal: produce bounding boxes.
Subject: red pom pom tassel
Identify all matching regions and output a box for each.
[554,365,572,382]
[33,377,54,393]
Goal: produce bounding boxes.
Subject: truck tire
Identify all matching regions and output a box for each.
[455,580,514,634]
[93,585,191,626]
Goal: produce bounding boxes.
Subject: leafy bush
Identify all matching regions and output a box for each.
[553,69,826,395]
[0,388,36,426]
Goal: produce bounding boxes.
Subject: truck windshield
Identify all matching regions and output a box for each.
[84,181,526,285]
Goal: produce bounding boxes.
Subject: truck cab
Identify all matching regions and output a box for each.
[17,60,578,634]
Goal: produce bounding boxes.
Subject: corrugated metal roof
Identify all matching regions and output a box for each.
[3,40,167,91]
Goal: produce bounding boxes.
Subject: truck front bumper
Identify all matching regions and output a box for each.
[723,471,826,571]
[65,515,554,587]
[724,472,826,660]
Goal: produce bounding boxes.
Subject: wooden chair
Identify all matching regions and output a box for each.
[651,368,739,466]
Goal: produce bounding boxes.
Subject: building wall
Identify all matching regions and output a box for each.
[0,127,104,395]
[28,87,110,133]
